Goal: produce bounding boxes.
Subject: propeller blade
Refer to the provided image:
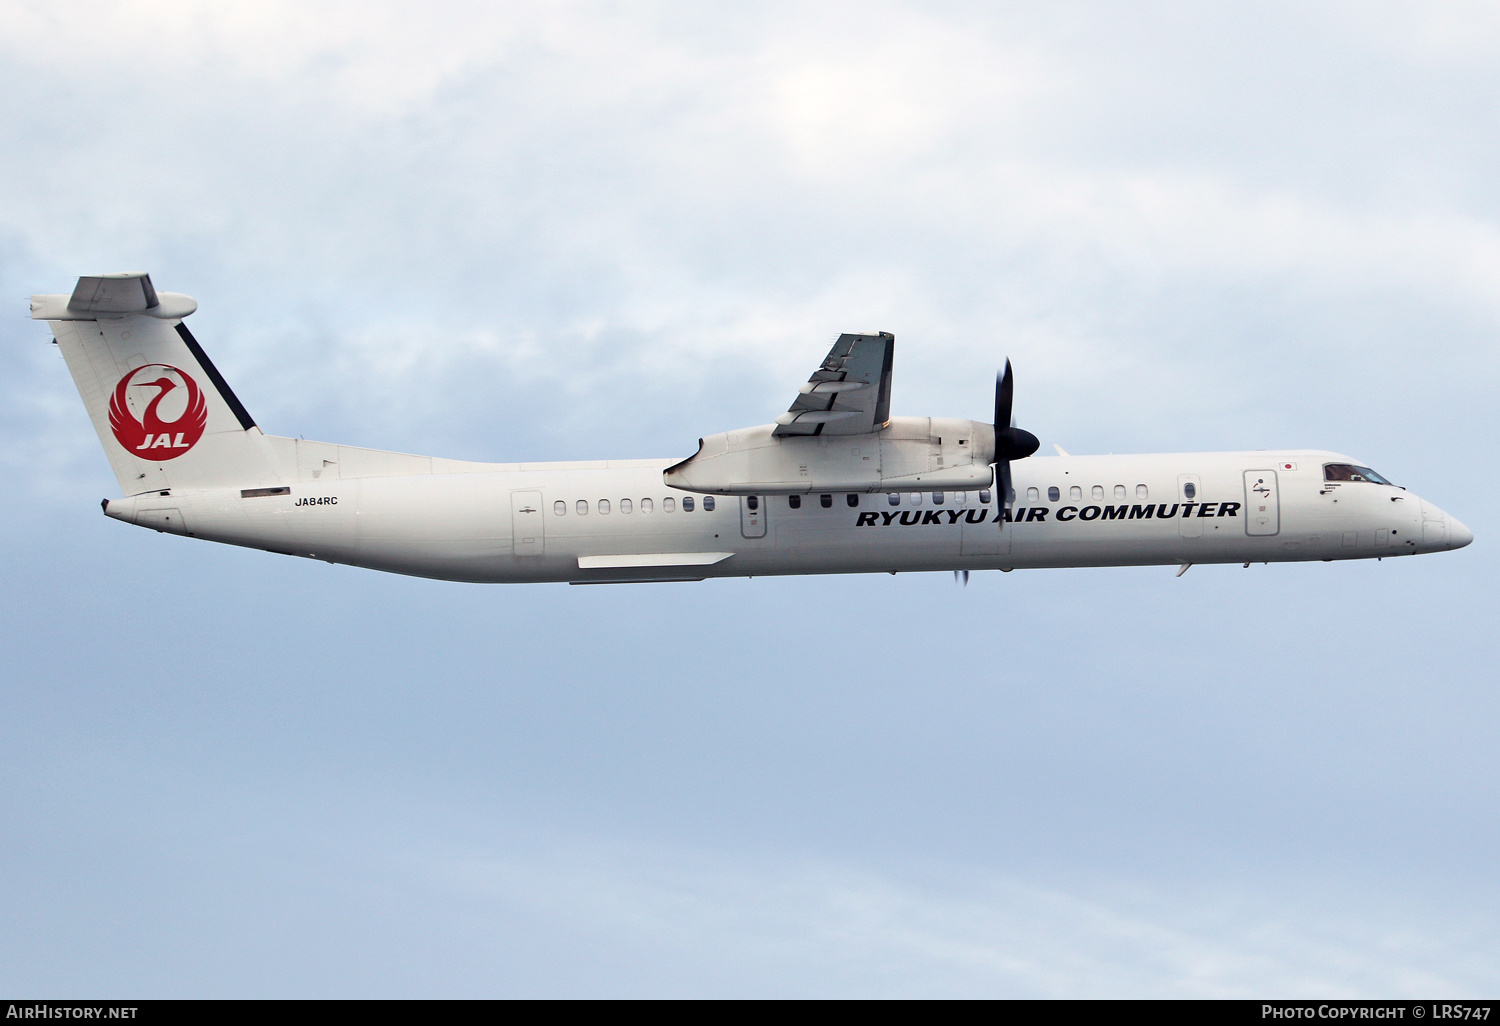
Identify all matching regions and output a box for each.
[991,359,1037,532]
[994,361,1014,435]
[997,459,1013,530]
[992,361,1039,463]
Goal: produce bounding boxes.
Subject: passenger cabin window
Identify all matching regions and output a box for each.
[620,498,633,514]
[1006,487,1016,504]
[908,492,923,506]
[642,498,654,513]
[820,494,832,508]
[664,497,676,512]
[682,496,695,511]
[1092,485,1104,500]
[932,491,944,504]
[1047,486,1060,502]
[576,499,589,516]
[599,499,611,514]
[1136,484,1148,500]
[1323,463,1394,485]
[703,496,715,511]
[1026,487,1039,503]
[954,491,967,505]
[979,490,992,504]
[888,493,900,506]
[554,500,566,516]
[1069,485,1082,501]
[1114,484,1127,500]
[846,494,859,507]
[789,495,801,509]
[747,496,759,511]
[1183,482,1196,499]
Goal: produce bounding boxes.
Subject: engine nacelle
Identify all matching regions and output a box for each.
[664,416,996,495]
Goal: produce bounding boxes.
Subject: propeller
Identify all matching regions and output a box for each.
[992,359,1040,526]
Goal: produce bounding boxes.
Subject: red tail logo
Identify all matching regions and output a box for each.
[108,364,208,460]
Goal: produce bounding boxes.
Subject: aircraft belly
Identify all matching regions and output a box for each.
[1011,527,1197,568]
[159,475,509,579]
[138,485,360,563]
[351,475,519,579]
[770,510,959,573]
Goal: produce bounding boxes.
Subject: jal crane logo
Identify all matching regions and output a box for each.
[108,364,208,460]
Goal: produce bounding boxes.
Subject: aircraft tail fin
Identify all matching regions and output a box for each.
[33,273,283,495]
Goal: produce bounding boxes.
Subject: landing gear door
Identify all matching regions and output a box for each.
[511,490,545,556]
[1244,470,1280,536]
[740,495,767,538]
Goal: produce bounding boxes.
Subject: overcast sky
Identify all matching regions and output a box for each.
[2,1,1497,997]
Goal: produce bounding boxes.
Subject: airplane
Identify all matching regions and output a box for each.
[33,272,1472,585]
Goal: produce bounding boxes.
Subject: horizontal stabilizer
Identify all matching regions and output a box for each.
[30,272,196,320]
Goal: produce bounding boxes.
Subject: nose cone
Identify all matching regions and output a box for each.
[1416,499,1474,554]
[1448,516,1474,550]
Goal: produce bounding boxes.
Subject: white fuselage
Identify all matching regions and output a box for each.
[101,447,1471,583]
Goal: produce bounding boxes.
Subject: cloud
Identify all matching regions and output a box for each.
[416,832,1495,997]
[6,0,1496,470]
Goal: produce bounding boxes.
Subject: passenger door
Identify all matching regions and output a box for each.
[510,490,545,556]
[1243,470,1279,536]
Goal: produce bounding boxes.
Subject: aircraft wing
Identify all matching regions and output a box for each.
[772,332,894,437]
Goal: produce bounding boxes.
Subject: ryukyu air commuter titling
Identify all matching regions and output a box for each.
[34,273,1472,585]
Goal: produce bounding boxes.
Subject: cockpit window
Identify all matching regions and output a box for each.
[1324,463,1394,485]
